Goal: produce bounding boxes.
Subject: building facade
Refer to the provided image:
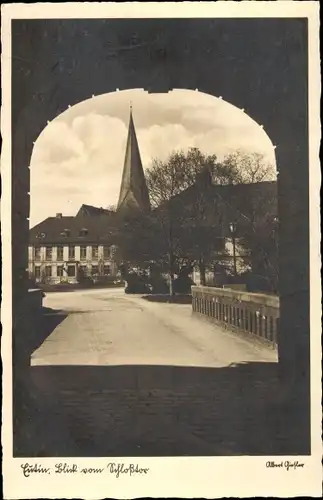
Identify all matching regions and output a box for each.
[28,246,118,284]
[28,214,119,284]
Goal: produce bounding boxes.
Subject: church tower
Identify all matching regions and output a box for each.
[117,106,151,214]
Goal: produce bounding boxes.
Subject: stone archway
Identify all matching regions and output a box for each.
[12,18,310,451]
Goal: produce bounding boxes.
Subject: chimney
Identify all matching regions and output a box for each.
[56,213,63,218]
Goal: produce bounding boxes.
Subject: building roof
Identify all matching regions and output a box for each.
[29,181,277,244]
[213,181,277,234]
[158,180,277,237]
[211,181,277,226]
[117,108,151,213]
[76,204,115,217]
[29,214,118,245]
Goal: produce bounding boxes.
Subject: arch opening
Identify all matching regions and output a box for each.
[29,88,278,295]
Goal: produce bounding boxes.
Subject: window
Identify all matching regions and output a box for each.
[45,265,52,277]
[92,246,99,259]
[36,232,46,239]
[60,229,70,238]
[104,265,111,275]
[80,246,87,260]
[92,265,99,275]
[68,246,75,260]
[34,246,41,261]
[67,265,75,277]
[103,246,110,259]
[35,266,41,278]
[57,246,64,260]
[45,246,53,261]
[79,228,88,237]
[57,265,64,277]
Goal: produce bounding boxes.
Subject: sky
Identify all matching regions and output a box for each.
[30,89,276,227]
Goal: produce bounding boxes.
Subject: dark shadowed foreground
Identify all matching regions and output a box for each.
[13,289,305,457]
[15,362,305,457]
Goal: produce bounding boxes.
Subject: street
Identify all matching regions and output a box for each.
[22,288,280,457]
[32,288,277,367]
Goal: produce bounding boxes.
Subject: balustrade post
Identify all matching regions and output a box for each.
[269,316,273,342]
[255,311,260,336]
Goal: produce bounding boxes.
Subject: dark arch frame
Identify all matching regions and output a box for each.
[12,18,310,453]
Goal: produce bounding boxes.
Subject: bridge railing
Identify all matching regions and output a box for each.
[191,286,279,346]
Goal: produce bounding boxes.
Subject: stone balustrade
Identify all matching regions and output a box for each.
[191,286,279,346]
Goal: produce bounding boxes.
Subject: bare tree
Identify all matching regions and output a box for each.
[146,148,225,294]
[177,174,228,285]
[146,153,187,295]
[221,150,276,184]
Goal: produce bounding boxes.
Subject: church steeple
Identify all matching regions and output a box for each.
[117,106,151,213]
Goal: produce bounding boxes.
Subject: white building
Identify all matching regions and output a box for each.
[28,211,119,284]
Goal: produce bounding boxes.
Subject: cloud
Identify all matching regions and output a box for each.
[30,89,276,227]
[32,121,84,164]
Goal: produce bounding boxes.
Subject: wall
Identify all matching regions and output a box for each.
[192,285,279,346]
[20,289,44,315]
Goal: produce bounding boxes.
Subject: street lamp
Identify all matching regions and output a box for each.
[229,222,237,276]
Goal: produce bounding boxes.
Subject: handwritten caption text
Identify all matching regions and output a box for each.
[21,462,149,479]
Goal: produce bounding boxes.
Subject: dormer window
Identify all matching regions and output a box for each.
[36,232,46,239]
[60,229,70,237]
[79,228,88,237]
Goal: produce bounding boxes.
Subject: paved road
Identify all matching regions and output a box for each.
[32,288,277,367]
[19,289,281,457]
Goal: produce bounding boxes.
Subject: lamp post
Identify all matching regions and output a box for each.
[229,222,237,277]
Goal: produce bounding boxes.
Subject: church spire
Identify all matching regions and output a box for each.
[117,105,151,214]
